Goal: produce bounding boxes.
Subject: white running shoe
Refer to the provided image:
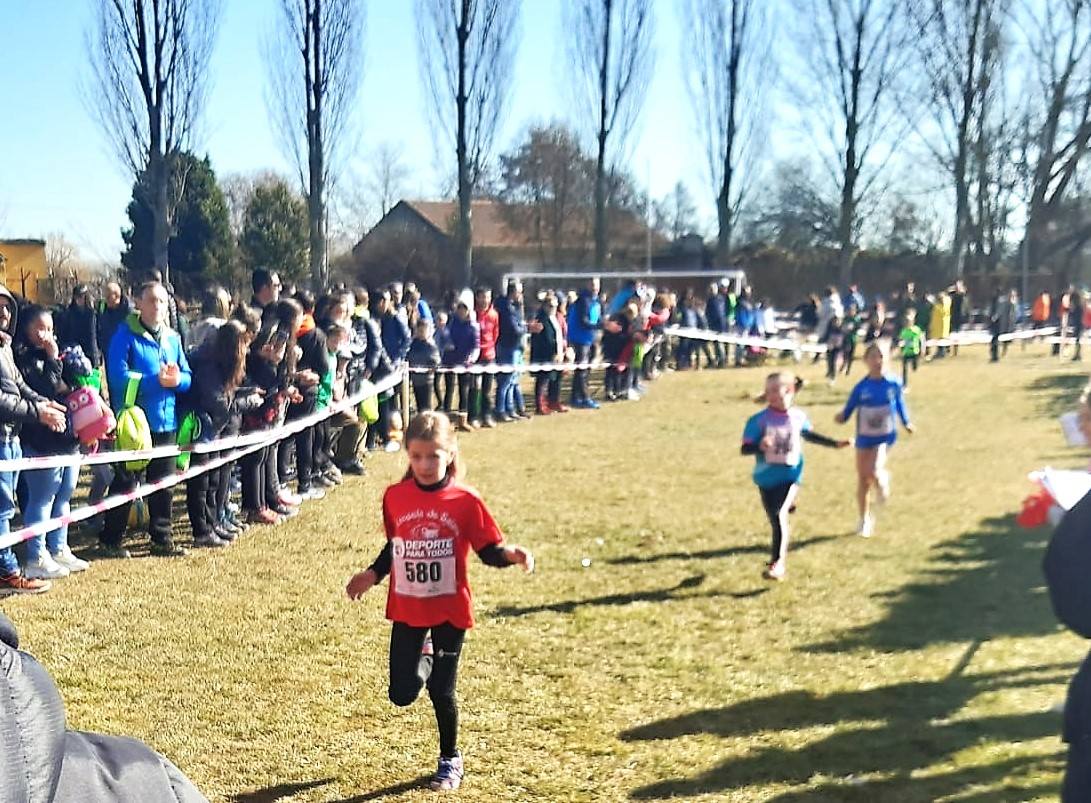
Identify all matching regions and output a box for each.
[763,560,787,581]
[24,554,71,580]
[53,548,90,573]
[857,516,874,538]
[626,388,642,401]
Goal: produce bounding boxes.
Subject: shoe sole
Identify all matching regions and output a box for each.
[0,586,50,597]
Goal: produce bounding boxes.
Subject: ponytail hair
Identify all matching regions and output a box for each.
[401,411,463,482]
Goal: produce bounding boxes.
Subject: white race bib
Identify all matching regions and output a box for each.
[859,406,895,437]
[392,535,457,598]
[763,423,801,466]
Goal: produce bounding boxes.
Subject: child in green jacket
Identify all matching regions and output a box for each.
[898,309,925,388]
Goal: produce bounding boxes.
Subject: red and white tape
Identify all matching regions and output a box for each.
[410,360,612,374]
[0,371,406,472]
[665,324,1060,352]
[0,371,405,551]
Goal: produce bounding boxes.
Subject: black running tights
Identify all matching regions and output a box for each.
[759,482,797,563]
[388,621,466,758]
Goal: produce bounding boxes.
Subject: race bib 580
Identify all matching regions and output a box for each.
[392,534,457,598]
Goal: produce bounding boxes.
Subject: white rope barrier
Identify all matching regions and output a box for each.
[0,371,405,550]
[0,371,405,472]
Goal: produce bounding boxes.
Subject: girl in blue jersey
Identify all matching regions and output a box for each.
[742,371,849,580]
[835,342,914,537]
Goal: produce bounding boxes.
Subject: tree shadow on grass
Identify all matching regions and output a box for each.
[325,775,433,802]
[622,663,1067,800]
[230,779,333,802]
[490,574,758,618]
[763,755,1064,802]
[1028,372,1087,419]
[607,534,839,566]
[805,514,1059,654]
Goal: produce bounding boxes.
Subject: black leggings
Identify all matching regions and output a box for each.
[241,442,277,512]
[100,431,176,548]
[388,621,466,758]
[185,451,215,538]
[442,372,472,413]
[825,348,840,379]
[842,344,856,374]
[412,379,433,413]
[759,482,797,563]
[902,354,918,386]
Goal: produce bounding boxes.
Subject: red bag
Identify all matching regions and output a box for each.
[1017,486,1056,528]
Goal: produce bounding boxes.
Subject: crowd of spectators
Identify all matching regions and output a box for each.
[0,270,675,596]
[1,267,1085,597]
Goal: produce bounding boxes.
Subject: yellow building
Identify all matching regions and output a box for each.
[0,239,49,303]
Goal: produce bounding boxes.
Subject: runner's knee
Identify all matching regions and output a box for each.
[389,678,423,707]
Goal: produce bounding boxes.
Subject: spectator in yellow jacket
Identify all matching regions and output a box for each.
[929,292,952,358]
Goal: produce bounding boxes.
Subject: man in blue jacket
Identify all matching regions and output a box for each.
[567,277,604,409]
[100,281,192,558]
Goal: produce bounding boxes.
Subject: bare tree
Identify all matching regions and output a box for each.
[86,0,221,283]
[793,0,912,284]
[907,0,1007,277]
[417,0,521,289]
[45,233,78,278]
[1016,0,1091,272]
[498,123,595,266]
[567,0,654,270]
[652,182,699,241]
[220,170,283,240]
[267,0,365,290]
[681,0,773,263]
[369,143,410,219]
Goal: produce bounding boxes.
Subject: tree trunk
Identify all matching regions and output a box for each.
[837,179,856,286]
[455,0,474,289]
[951,0,985,280]
[151,151,171,281]
[715,194,732,264]
[307,0,328,290]
[717,0,741,266]
[594,0,613,271]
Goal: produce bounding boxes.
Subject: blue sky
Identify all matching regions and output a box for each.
[0,0,721,265]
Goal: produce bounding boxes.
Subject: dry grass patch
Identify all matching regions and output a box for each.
[3,348,1086,801]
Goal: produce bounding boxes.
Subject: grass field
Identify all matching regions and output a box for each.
[3,345,1089,802]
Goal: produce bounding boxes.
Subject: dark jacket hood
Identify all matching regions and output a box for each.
[0,284,18,337]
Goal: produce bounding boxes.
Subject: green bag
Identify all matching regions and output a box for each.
[358,380,380,424]
[175,411,201,471]
[116,375,152,472]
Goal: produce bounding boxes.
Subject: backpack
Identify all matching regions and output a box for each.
[357,380,380,424]
[115,375,152,471]
[66,385,115,448]
[175,410,201,471]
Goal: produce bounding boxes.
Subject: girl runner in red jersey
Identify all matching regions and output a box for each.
[346,411,534,792]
